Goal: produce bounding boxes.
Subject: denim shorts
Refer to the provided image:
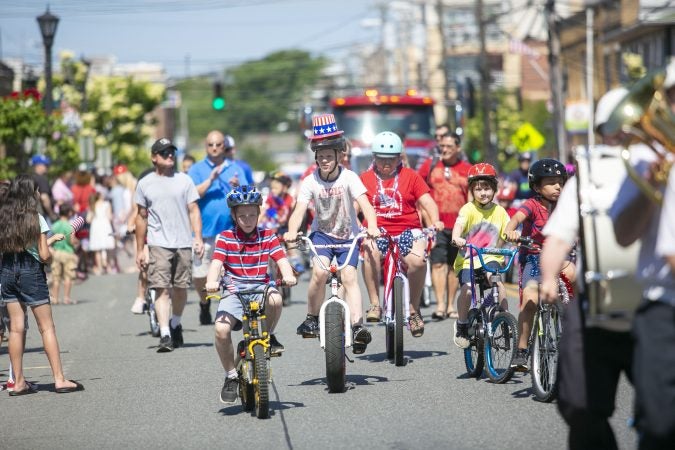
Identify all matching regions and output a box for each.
[215,282,278,331]
[311,231,360,268]
[1,252,51,306]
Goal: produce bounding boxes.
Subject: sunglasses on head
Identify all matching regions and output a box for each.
[157,148,176,158]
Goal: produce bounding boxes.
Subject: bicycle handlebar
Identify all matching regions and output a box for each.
[461,243,519,275]
[297,232,366,273]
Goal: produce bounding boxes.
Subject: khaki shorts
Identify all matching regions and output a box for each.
[148,246,192,289]
[51,250,78,281]
[192,236,215,278]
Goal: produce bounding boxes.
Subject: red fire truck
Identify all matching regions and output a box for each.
[330,89,437,173]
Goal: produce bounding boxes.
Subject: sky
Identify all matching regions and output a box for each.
[0,0,380,77]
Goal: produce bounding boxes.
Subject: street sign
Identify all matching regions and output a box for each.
[511,122,545,152]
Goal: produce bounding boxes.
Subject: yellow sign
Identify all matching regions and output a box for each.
[511,122,545,151]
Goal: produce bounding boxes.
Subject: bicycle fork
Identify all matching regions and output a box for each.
[319,296,352,350]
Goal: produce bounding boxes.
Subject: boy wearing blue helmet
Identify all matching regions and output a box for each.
[205,185,297,404]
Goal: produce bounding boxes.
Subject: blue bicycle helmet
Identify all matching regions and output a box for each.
[226,185,263,208]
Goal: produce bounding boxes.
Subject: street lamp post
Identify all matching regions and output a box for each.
[36,7,59,115]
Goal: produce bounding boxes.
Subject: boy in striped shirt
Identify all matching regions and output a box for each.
[205,185,297,404]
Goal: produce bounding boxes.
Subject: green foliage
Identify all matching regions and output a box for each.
[176,50,326,161]
[238,143,278,174]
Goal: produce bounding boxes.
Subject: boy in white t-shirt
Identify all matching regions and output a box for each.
[284,114,380,354]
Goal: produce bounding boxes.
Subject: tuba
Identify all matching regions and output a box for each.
[602,67,675,204]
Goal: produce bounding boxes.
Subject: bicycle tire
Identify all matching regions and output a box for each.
[253,344,269,418]
[281,286,291,307]
[530,305,561,402]
[385,323,394,360]
[463,308,484,378]
[485,311,518,383]
[393,276,405,366]
[324,301,346,393]
[238,359,254,412]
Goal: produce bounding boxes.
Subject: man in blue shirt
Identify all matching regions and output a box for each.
[188,130,247,324]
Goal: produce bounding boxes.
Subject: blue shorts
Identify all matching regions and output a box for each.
[459,261,502,286]
[310,231,360,268]
[215,282,278,331]
[1,253,50,307]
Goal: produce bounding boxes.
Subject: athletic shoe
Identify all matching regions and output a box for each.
[296,315,319,338]
[199,301,212,325]
[170,324,183,348]
[454,322,470,349]
[270,334,285,355]
[220,377,238,404]
[130,297,145,315]
[157,335,173,353]
[511,348,529,370]
[352,325,372,354]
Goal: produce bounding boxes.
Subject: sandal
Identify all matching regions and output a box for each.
[447,311,459,319]
[431,311,447,321]
[408,313,425,337]
[366,305,382,323]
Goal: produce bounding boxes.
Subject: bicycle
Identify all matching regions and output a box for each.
[517,237,573,402]
[295,232,365,393]
[459,242,520,383]
[378,228,436,366]
[206,283,279,419]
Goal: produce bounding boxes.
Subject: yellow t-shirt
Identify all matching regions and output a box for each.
[453,201,510,272]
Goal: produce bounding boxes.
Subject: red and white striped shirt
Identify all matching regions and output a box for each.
[213,227,286,283]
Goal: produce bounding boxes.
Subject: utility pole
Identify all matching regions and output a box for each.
[437,0,451,126]
[545,0,568,164]
[476,0,495,165]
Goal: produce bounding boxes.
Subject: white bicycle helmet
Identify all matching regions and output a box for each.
[371,131,402,155]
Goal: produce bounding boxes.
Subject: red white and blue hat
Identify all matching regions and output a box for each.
[310,113,344,141]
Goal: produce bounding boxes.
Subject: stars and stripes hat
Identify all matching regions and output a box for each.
[310,113,344,141]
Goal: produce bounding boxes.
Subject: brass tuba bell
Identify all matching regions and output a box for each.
[602,67,675,204]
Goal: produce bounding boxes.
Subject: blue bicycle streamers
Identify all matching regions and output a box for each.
[526,253,541,277]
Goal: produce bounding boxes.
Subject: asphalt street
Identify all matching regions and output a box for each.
[0,269,635,449]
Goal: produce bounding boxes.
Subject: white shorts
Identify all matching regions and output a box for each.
[192,236,216,278]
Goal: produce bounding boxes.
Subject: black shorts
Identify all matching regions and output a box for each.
[429,229,459,266]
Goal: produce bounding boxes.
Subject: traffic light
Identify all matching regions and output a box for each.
[212,81,225,111]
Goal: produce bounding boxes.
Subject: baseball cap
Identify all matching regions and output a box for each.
[223,135,236,149]
[518,152,532,161]
[113,164,128,175]
[30,155,51,166]
[151,138,177,154]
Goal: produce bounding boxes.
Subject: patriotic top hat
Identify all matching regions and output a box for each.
[310,113,344,141]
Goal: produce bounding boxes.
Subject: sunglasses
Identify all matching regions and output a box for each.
[157,149,176,159]
[207,142,223,147]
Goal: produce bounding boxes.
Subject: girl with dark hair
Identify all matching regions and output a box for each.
[0,174,83,395]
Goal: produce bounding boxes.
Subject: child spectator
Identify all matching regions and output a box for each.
[205,185,297,404]
[87,191,115,275]
[451,163,511,348]
[50,203,79,305]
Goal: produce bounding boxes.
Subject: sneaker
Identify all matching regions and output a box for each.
[220,377,238,404]
[269,334,285,355]
[131,297,145,314]
[454,322,470,349]
[366,305,382,323]
[408,312,425,337]
[199,301,212,325]
[352,325,372,354]
[296,314,319,338]
[511,348,529,370]
[170,324,183,348]
[157,335,174,353]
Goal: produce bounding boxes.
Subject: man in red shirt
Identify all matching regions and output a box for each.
[417,133,472,320]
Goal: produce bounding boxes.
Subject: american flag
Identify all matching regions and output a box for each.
[69,216,85,234]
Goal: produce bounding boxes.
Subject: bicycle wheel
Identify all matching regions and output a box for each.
[485,312,518,383]
[238,360,254,412]
[324,301,346,393]
[253,344,269,418]
[385,323,394,360]
[281,286,291,307]
[530,305,561,402]
[463,308,484,378]
[393,276,405,367]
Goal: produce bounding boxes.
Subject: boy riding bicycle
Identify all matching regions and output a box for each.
[205,185,297,404]
[283,113,380,354]
[504,158,576,369]
[451,163,511,348]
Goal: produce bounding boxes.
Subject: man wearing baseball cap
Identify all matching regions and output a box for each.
[30,155,55,220]
[135,138,204,352]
